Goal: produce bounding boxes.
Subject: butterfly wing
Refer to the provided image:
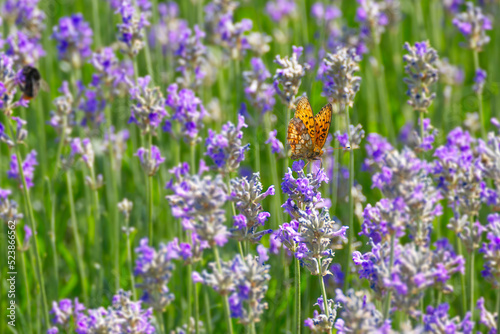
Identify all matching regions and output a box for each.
[314,103,332,153]
[287,117,315,160]
[294,96,316,143]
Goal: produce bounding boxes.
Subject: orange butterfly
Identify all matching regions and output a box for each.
[287,96,332,161]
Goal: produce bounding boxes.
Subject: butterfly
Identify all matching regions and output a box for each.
[287,96,332,161]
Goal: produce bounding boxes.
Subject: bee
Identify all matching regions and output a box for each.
[18,65,47,101]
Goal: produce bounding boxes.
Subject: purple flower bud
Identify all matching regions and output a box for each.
[135,145,165,176]
[52,14,93,68]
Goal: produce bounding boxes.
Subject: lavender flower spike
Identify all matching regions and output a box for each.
[334,289,390,333]
[403,41,439,112]
[453,2,492,51]
[166,170,230,247]
[0,188,23,221]
[305,295,340,333]
[164,83,207,145]
[134,238,177,311]
[273,46,310,109]
[229,172,275,242]
[7,150,38,189]
[229,254,271,325]
[318,47,361,110]
[129,76,168,135]
[205,114,249,175]
[243,58,276,117]
[51,14,93,68]
[297,209,348,275]
[116,1,150,57]
[135,145,165,176]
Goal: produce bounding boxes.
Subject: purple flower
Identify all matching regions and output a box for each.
[266,0,296,22]
[217,13,253,59]
[356,0,388,46]
[403,41,439,112]
[452,2,492,51]
[229,173,274,242]
[305,295,340,333]
[205,114,249,174]
[23,224,32,246]
[129,76,168,135]
[52,14,93,67]
[0,53,27,113]
[265,130,284,156]
[273,46,310,109]
[311,3,341,23]
[2,0,46,39]
[360,198,406,244]
[473,68,487,94]
[149,2,188,56]
[7,150,38,189]
[176,25,207,89]
[166,169,230,247]
[476,297,497,333]
[318,48,361,108]
[364,133,393,168]
[334,289,389,333]
[0,188,23,221]
[5,30,45,67]
[134,238,177,311]
[198,254,270,325]
[423,303,472,333]
[49,298,85,327]
[164,83,207,144]
[135,145,165,176]
[243,58,276,117]
[115,0,150,57]
[281,165,328,219]
[479,213,500,285]
[296,208,348,275]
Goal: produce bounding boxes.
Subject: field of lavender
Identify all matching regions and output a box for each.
[1,0,499,333]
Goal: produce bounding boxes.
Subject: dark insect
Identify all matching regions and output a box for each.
[18,65,42,101]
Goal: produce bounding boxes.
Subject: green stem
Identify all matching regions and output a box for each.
[89,165,102,266]
[125,215,137,300]
[295,257,301,334]
[66,171,89,304]
[470,250,475,329]
[383,234,395,319]
[45,178,59,296]
[264,115,283,230]
[457,241,467,315]
[204,287,213,333]
[373,43,395,143]
[473,50,486,140]
[147,133,153,242]
[496,287,500,334]
[213,247,234,334]
[190,144,196,174]
[104,108,120,291]
[4,114,49,326]
[414,0,425,40]
[419,111,425,161]
[18,234,32,333]
[318,260,329,319]
[194,275,200,334]
[158,313,166,334]
[344,107,354,290]
[91,0,102,47]
[187,263,193,331]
